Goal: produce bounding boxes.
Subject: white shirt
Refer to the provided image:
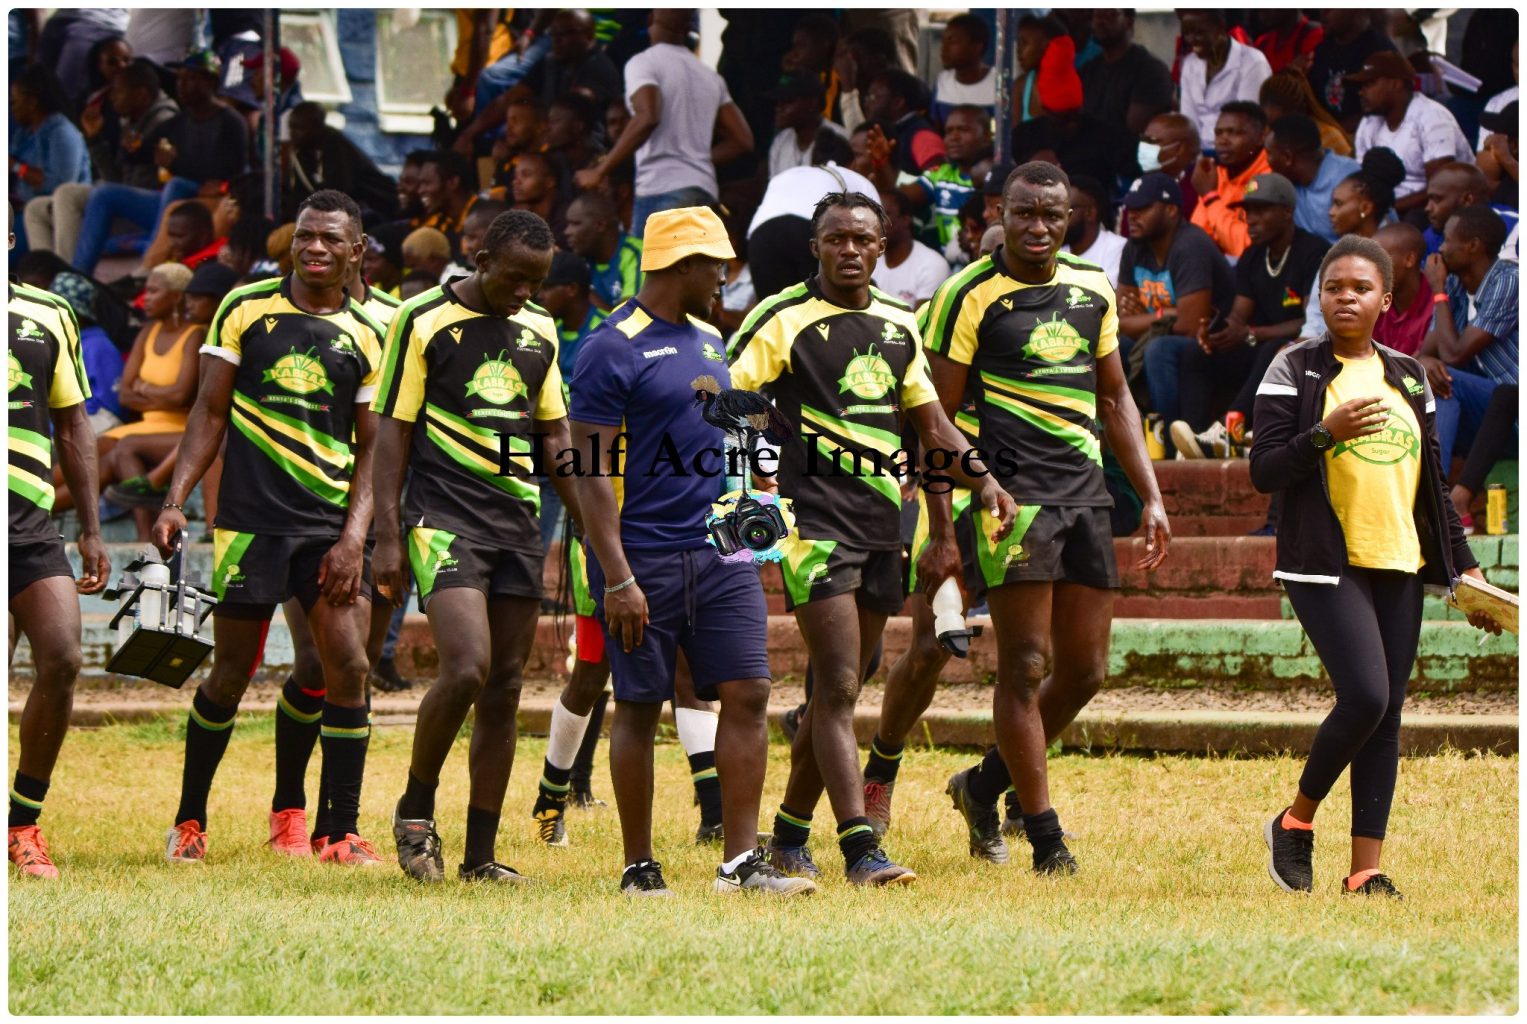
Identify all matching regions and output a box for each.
[767,119,850,180]
[932,67,996,114]
[1179,40,1272,144]
[1062,228,1128,290]
[1354,92,1475,200]
[624,42,733,199]
[872,240,951,307]
[1479,85,1519,149]
[748,163,879,237]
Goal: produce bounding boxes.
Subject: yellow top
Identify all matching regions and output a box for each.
[106,321,198,436]
[1323,352,1423,572]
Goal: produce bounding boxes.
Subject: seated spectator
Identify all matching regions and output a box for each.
[49,271,125,434]
[282,102,398,223]
[1423,162,1494,256]
[956,194,989,265]
[1265,114,1361,244]
[1114,173,1236,457]
[1061,174,1128,289]
[230,46,304,155]
[218,209,276,281]
[1306,9,1396,136]
[1372,223,1434,355]
[34,10,131,113]
[1475,102,1520,241]
[1259,68,1353,158]
[438,197,510,284]
[416,149,478,239]
[75,37,135,157]
[747,159,877,298]
[488,97,548,196]
[931,14,995,126]
[981,159,1011,226]
[1168,173,1329,458]
[1477,41,1518,151]
[362,222,407,297]
[1134,113,1204,223]
[536,250,605,379]
[9,64,92,253]
[1421,205,1518,465]
[402,227,452,285]
[265,222,295,277]
[1348,51,1474,219]
[396,149,431,225]
[875,103,990,266]
[509,152,568,247]
[862,69,945,176]
[871,189,949,307]
[161,201,221,270]
[1177,11,1273,145]
[72,49,248,276]
[25,59,178,262]
[1189,102,1273,261]
[1013,36,1138,197]
[1012,15,1066,123]
[1449,384,1518,531]
[767,71,849,180]
[524,9,621,115]
[453,28,551,154]
[1081,9,1176,138]
[564,192,642,310]
[833,26,899,133]
[1252,10,1323,75]
[780,14,842,122]
[181,259,238,325]
[544,94,606,189]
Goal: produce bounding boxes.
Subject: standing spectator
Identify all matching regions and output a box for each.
[9,65,92,254]
[871,189,949,308]
[746,160,877,299]
[1260,68,1354,158]
[1189,102,1273,261]
[1422,163,1494,257]
[573,10,754,237]
[1265,115,1361,244]
[780,14,843,122]
[766,71,849,180]
[1349,52,1474,219]
[1013,36,1138,195]
[1307,10,1397,136]
[1169,173,1329,458]
[931,14,994,126]
[564,192,643,310]
[1252,10,1323,75]
[1014,15,1067,123]
[832,27,899,134]
[1449,384,1518,531]
[1372,223,1434,355]
[33,9,130,111]
[282,103,398,223]
[861,69,946,176]
[1061,175,1128,289]
[1135,113,1204,222]
[123,8,197,68]
[1081,9,1176,138]
[1177,11,1273,145]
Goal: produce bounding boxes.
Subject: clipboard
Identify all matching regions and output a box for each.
[1447,575,1519,635]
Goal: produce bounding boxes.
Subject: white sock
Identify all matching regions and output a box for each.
[546,697,592,771]
[721,849,752,874]
[674,707,718,757]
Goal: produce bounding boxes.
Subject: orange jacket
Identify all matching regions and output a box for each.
[1189,149,1272,260]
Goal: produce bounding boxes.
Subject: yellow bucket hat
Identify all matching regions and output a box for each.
[640,206,735,271]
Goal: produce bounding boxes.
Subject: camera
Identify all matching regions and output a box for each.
[708,495,789,557]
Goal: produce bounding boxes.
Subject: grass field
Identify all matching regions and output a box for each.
[7,716,1518,1015]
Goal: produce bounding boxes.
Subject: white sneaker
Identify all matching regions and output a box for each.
[1170,420,1231,459]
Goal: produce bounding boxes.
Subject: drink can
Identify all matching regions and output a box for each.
[1144,414,1165,460]
[1486,483,1508,535]
[1225,411,1246,445]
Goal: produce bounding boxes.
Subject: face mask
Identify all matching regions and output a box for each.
[1137,140,1163,173]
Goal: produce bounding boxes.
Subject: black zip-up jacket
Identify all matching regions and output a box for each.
[1249,334,1477,591]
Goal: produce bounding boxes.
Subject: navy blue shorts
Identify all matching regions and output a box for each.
[587,545,771,704]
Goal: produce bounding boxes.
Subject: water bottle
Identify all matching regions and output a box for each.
[139,561,170,630]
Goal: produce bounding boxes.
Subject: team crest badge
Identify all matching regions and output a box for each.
[465,350,528,405]
[8,352,32,393]
[1023,313,1087,364]
[837,345,896,400]
[263,348,335,395]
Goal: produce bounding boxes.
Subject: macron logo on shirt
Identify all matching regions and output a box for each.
[642,346,679,359]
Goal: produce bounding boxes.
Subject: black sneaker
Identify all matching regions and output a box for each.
[569,786,606,810]
[621,859,674,898]
[372,657,413,693]
[1033,843,1079,876]
[1342,873,1403,899]
[846,846,917,886]
[460,860,534,884]
[946,768,1009,864]
[765,840,821,879]
[1000,790,1024,838]
[103,475,168,509]
[392,802,444,882]
[1264,809,1314,892]
[714,849,817,895]
[780,703,805,742]
[694,821,724,845]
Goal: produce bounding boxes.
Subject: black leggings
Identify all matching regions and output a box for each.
[1284,567,1423,840]
[1458,384,1519,496]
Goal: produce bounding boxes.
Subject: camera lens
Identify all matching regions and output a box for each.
[740,519,778,550]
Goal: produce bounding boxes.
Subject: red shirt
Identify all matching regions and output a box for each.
[131,238,227,312]
[1373,277,1433,355]
[1254,17,1324,74]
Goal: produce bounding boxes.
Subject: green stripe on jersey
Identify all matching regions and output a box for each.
[408,527,458,600]
[983,391,1101,465]
[230,408,350,506]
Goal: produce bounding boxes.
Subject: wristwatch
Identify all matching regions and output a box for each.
[1310,423,1335,451]
[1244,327,1258,348]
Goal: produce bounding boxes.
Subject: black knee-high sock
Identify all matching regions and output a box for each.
[463,806,500,868]
[273,676,324,812]
[689,750,722,827]
[570,692,607,793]
[176,689,238,830]
[8,772,48,828]
[864,734,904,784]
[837,816,877,867]
[319,703,370,842]
[965,745,1011,806]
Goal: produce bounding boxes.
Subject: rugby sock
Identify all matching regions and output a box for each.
[863,734,904,784]
[965,745,1011,807]
[1004,787,1023,821]
[398,770,437,821]
[319,703,370,842]
[837,816,877,867]
[570,693,608,796]
[773,805,812,848]
[272,676,324,811]
[675,707,722,827]
[537,698,590,812]
[175,688,238,830]
[1022,808,1066,865]
[463,806,500,868]
[8,772,48,828]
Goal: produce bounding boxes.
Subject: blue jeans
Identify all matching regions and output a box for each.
[631,186,716,239]
[72,177,199,274]
[1435,368,1518,464]
[1143,334,1196,455]
[474,36,550,124]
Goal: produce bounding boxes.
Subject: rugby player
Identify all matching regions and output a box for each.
[152,189,388,866]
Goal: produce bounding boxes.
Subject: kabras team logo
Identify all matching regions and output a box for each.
[465,350,527,405]
[8,352,33,393]
[263,347,334,395]
[221,562,246,588]
[1023,312,1087,363]
[837,344,896,400]
[1333,414,1421,466]
[1402,375,1424,396]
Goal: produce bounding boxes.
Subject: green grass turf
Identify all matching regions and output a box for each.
[8,717,1518,1014]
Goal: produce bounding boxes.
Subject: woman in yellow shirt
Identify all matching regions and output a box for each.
[1249,235,1503,900]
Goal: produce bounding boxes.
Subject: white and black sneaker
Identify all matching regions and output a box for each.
[621,859,675,898]
[1170,419,1232,459]
[714,848,818,895]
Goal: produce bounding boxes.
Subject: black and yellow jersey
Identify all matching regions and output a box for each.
[360,285,402,330]
[729,276,938,550]
[8,284,89,543]
[372,283,564,552]
[922,248,1119,507]
[201,276,386,536]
